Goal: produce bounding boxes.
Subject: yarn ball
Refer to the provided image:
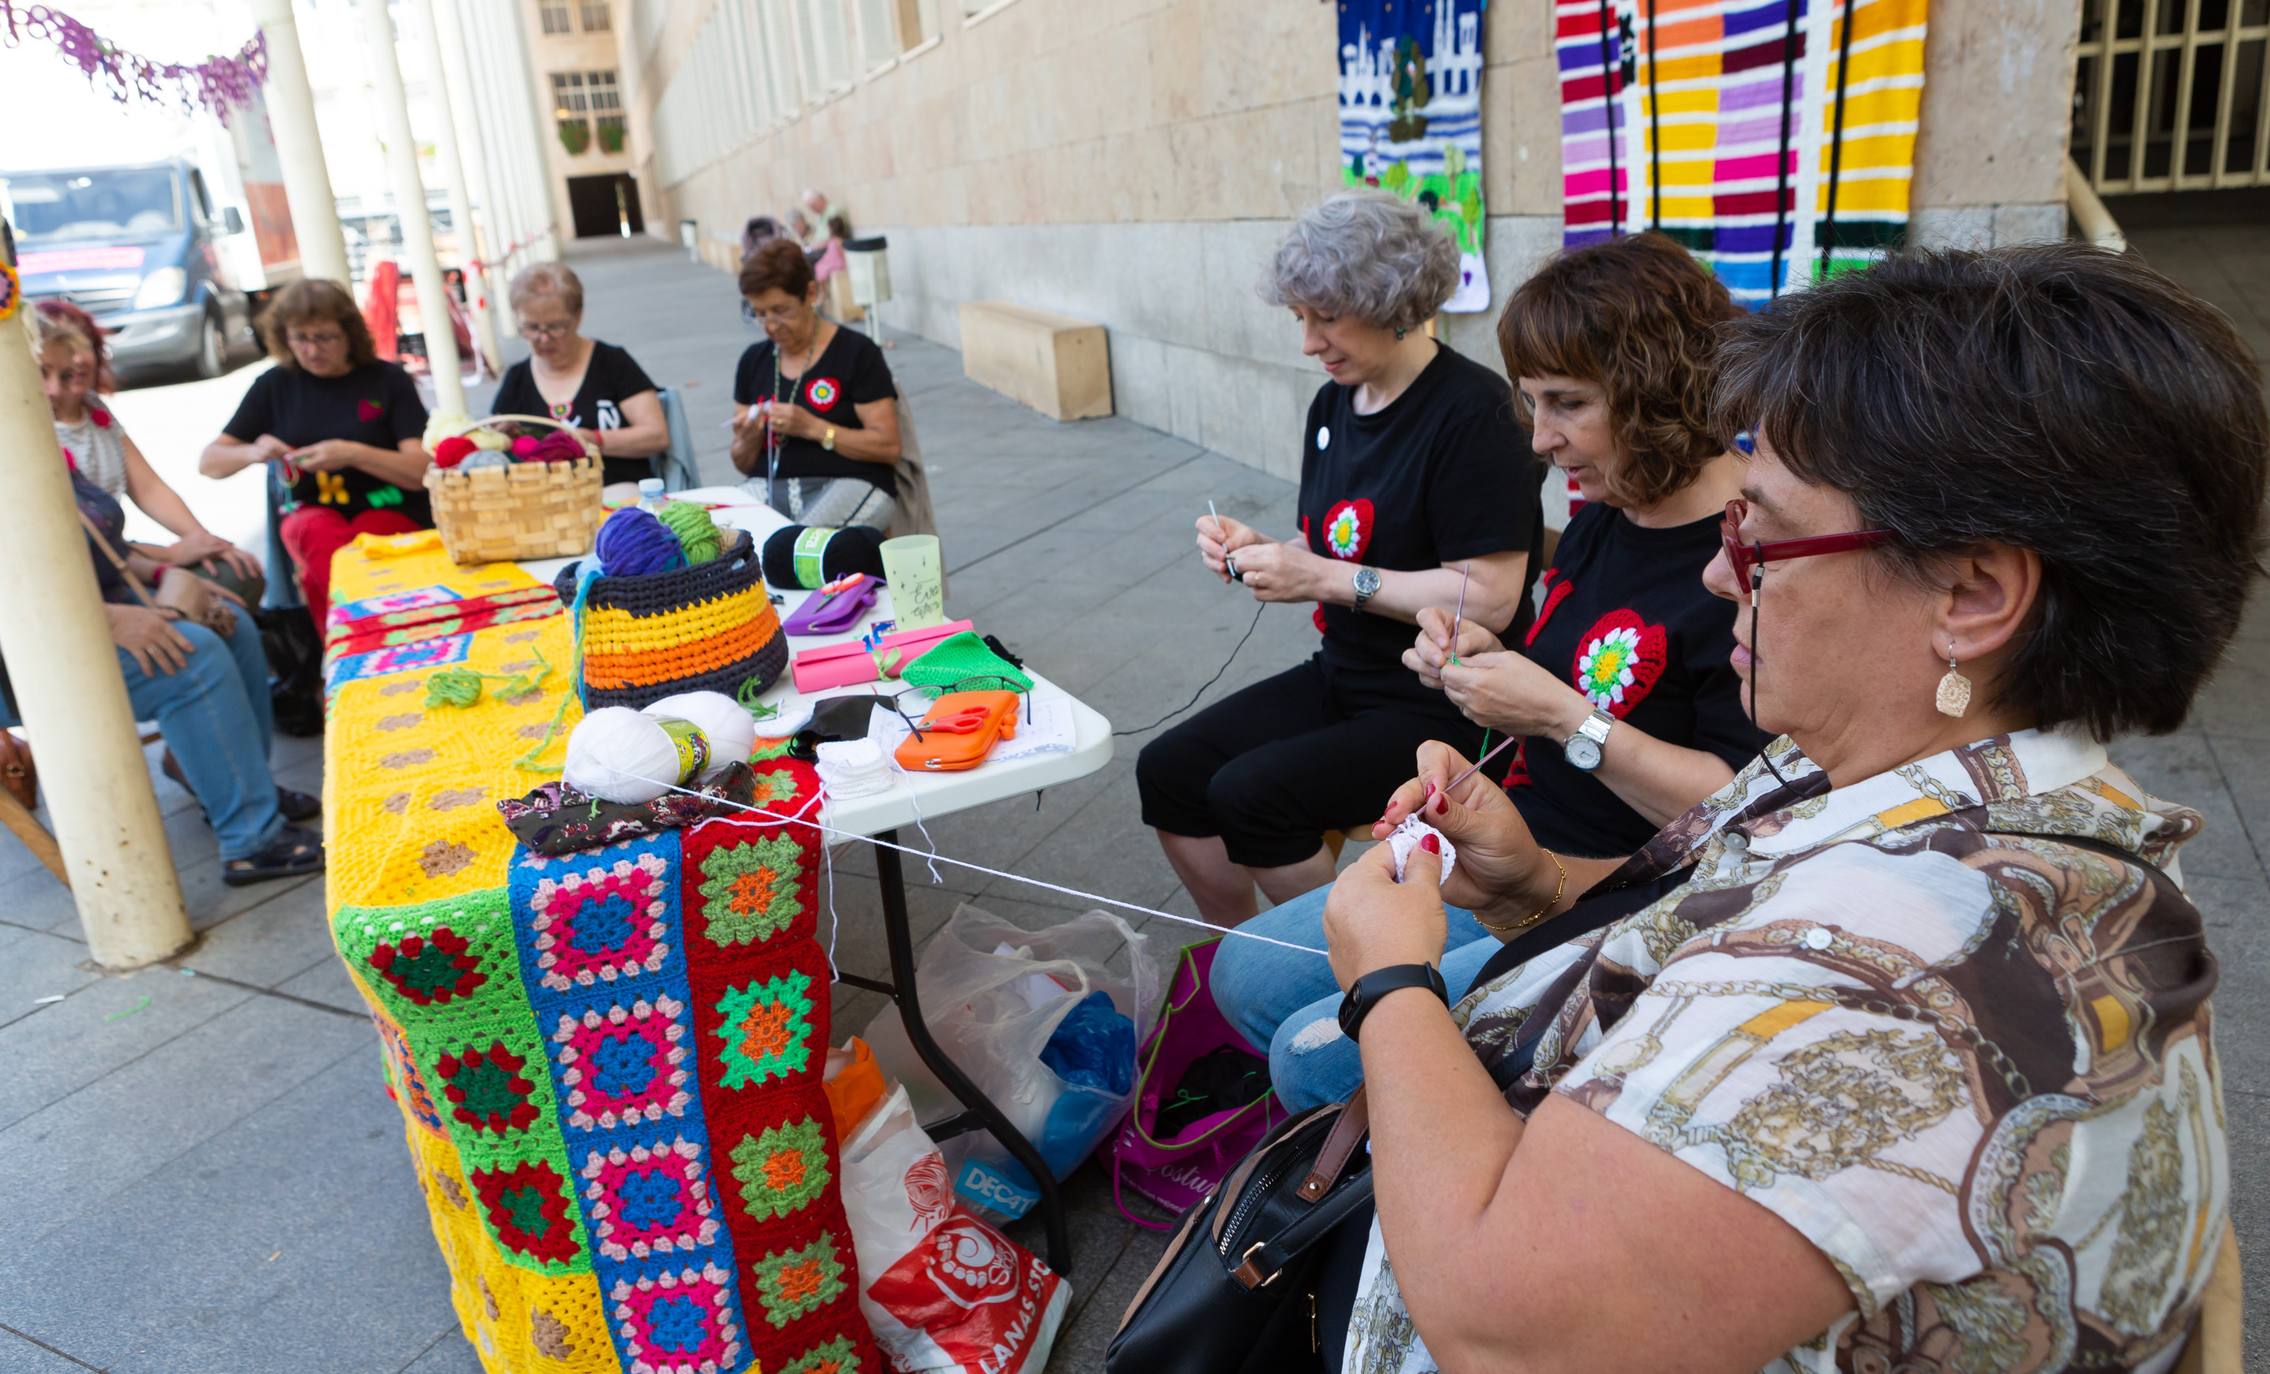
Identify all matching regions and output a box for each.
[470,428,512,452]
[527,429,587,463]
[432,435,477,469]
[461,449,511,471]
[761,523,887,590]
[511,434,542,459]
[642,691,753,780]
[593,507,688,576]
[655,500,722,566]
[564,706,708,803]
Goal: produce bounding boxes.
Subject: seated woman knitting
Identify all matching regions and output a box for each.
[24,311,323,886]
[36,300,263,600]
[198,278,432,631]
[728,237,902,528]
[1209,232,1769,1111]
[1312,242,2252,1373]
[1136,191,1541,927]
[488,262,667,499]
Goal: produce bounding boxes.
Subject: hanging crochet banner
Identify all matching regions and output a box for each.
[1558,0,1929,309]
[0,2,268,124]
[1338,0,1491,313]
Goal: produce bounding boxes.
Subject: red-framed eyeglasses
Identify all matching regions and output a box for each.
[1719,499,1893,590]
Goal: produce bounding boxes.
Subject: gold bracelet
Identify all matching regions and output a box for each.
[1476,849,1567,935]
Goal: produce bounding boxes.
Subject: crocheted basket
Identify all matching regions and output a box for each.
[423,413,604,566]
[557,527,789,709]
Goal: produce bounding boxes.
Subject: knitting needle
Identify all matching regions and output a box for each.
[1448,563,1470,666]
[1438,730,1522,800]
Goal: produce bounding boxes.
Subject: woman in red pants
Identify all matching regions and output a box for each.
[199,278,432,630]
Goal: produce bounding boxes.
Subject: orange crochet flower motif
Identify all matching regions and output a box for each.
[738,1002,795,1063]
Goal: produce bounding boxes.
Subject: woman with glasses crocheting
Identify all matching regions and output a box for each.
[728,237,902,529]
[1136,192,1543,929]
[1210,232,1770,1112]
[489,262,668,499]
[198,278,432,632]
[1304,243,2254,1373]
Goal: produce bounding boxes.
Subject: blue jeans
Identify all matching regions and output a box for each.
[1210,882,1504,1113]
[116,603,281,861]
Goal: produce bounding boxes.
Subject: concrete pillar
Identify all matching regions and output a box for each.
[252,0,351,286]
[0,251,192,969]
[357,0,466,417]
[410,0,502,376]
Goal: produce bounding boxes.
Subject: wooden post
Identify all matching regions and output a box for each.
[0,230,192,969]
[359,0,467,417]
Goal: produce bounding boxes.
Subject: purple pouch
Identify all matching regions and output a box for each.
[784,576,881,636]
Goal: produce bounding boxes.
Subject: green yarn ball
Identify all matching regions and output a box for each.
[657,500,723,566]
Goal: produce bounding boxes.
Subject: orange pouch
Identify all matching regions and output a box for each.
[892,690,1021,772]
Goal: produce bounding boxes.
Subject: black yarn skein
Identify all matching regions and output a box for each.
[760,523,888,590]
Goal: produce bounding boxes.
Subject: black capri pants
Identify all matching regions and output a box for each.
[1136,654,1485,869]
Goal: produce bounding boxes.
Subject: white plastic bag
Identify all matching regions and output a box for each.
[841,1085,1070,1374]
[865,904,1157,1220]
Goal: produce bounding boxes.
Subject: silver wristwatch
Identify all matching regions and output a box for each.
[1351,566,1382,613]
[1563,707,1614,771]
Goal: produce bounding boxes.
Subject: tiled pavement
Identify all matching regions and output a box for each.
[2,227,2264,1370]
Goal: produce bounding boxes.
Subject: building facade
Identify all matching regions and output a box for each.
[612,0,2083,482]
[521,0,647,240]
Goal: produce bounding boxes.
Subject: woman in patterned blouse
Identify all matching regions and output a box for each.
[1315,244,2262,1373]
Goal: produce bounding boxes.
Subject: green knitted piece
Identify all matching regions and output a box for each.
[898,632,1032,695]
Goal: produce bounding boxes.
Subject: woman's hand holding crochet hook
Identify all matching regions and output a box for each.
[1222,539,1330,603]
[1195,511,1266,583]
[1404,605,1505,689]
[1369,741,1555,922]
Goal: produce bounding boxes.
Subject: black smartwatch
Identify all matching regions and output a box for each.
[1337,963,1449,1043]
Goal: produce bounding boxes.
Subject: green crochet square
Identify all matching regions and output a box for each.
[729,1116,832,1221]
[750,1231,848,1330]
[779,1335,863,1374]
[695,833,805,948]
[712,969,818,1089]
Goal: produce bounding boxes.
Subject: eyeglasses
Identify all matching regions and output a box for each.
[741,301,803,326]
[1719,499,1893,592]
[519,320,576,339]
[287,330,345,348]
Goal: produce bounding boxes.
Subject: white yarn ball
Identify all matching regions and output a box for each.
[565,707,695,804]
[643,692,754,779]
[1385,815,1458,885]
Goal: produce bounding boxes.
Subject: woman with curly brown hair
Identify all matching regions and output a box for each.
[1211,231,1767,1111]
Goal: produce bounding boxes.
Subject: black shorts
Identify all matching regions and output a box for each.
[1135,655,1482,869]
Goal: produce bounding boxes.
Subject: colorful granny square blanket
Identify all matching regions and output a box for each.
[334,775,878,1374]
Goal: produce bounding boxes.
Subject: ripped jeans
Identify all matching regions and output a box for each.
[1208,882,1505,1113]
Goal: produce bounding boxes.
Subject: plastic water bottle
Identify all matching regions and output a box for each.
[637,477,668,512]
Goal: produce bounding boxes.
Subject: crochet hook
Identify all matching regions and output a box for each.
[1439,730,1521,799]
[1448,563,1470,666]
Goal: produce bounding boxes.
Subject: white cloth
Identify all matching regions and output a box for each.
[54,410,128,497]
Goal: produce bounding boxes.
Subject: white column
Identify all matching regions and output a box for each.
[358,0,466,417]
[0,280,192,968]
[252,0,350,285]
[410,0,502,376]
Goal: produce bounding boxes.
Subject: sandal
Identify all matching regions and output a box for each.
[221,823,325,887]
[163,749,322,825]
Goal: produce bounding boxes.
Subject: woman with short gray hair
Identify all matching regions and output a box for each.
[490,261,668,495]
[1137,191,1543,927]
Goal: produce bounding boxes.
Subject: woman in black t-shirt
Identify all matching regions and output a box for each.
[199,279,431,632]
[1210,232,1772,1113]
[728,238,901,528]
[489,262,667,494]
[1136,193,1543,927]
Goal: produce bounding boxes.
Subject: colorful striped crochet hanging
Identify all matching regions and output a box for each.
[1557,0,1930,309]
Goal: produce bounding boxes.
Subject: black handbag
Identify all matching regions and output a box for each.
[1107,1088,1373,1373]
[255,607,325,737]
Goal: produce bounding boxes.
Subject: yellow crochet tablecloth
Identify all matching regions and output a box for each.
[322,532,582,914]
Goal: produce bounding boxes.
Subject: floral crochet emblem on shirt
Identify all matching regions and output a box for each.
[729,1116,832,1221]
[1320,498,1373,561]
[359,397,385,422]
[1571,608,1668,716]
[805,377,841,411]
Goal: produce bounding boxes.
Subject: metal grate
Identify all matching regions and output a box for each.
[2075,0,2270,192]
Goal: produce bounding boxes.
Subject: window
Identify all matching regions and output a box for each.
[539,1,572,35]
[580,0,611,31]
[792,0,852,98]
[587,68,627,153]
[859,0,936,63]
[758,0,803,115]
[550,70,591,154]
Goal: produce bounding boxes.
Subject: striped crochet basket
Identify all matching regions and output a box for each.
[557,528,789,710]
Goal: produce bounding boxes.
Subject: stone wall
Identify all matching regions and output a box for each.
[618,0,2080,481]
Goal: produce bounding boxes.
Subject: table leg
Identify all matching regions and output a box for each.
[872,829,1074,1275]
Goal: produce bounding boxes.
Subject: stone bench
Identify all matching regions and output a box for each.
[957,300,1113,421]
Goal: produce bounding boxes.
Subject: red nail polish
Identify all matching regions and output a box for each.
[1432,790,1449,816]
[1419,834,1441,855]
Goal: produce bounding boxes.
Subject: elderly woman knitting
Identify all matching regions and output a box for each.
[1137,191,1541,927]
[1310,243,2255,1373]
[489,262,667,495]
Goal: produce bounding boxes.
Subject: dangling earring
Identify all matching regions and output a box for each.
[1394,325,1407,340]
[1935,641,1972,719]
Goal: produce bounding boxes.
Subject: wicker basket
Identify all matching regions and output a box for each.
[556,528,789,709]
[423,413,605,566]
